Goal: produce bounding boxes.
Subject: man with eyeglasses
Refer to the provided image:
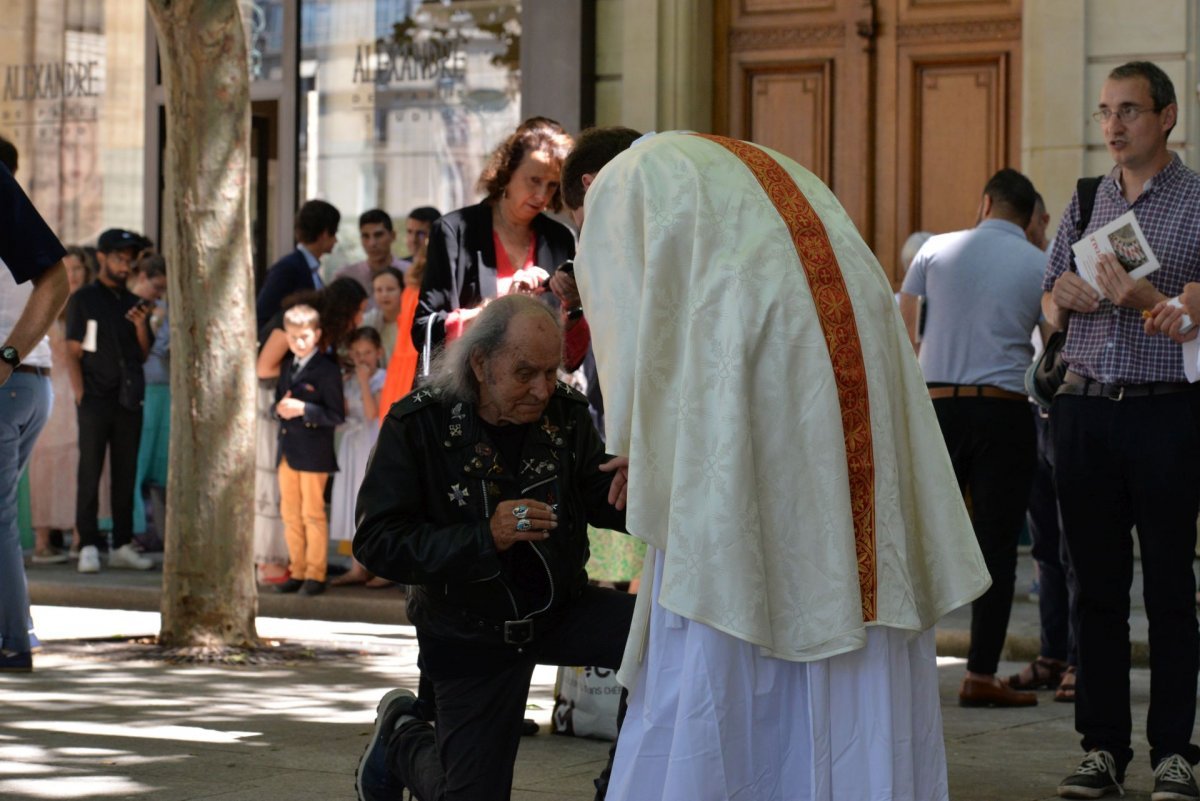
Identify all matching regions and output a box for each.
[63,229,156,574]
[1043,61,1200,801]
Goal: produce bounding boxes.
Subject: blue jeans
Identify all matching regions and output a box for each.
[0,372,52,655]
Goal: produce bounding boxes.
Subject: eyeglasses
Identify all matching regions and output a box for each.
[1092,105,1158,124]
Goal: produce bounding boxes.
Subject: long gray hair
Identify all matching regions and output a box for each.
[427,294,561,404]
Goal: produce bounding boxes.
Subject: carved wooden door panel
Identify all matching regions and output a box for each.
[715,0,1023,284]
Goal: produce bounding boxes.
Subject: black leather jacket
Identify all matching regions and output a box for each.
[353,382,625,644]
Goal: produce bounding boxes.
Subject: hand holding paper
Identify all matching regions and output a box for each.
[1181,282,1200,322]
[1143,296,1197,341]
[1050,271,1101,315]
[1071,211,1161,301]
[1168,296,1196,334]
[1094,253,1165,309]
[1144,292,1200,383]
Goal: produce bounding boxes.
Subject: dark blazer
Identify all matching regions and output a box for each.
[412,202,576,350]
[256,248,316,329]
[275,350,345,473]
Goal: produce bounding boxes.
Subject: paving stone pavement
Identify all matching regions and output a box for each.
[22,548,1153,664]
[0,606,1176,801]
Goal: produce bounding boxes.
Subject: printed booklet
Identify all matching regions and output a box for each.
[1071,210,1159,291]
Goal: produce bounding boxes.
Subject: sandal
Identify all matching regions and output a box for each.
[1054,666,1077,703]
[31,549,69,565]
[257,565,291,585]
[1007,656,1067,690]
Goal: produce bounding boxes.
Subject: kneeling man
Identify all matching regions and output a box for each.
[353,293,633,801]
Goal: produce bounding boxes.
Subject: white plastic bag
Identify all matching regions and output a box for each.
[552,665,621,741]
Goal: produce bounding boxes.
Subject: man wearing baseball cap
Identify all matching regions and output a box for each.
[63,228,156,573]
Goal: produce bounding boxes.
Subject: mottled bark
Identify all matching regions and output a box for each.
[147,0,258,648]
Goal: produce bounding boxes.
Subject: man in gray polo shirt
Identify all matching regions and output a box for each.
[899,167,1047,708]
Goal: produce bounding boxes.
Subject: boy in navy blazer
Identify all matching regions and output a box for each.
[274,304,344,595]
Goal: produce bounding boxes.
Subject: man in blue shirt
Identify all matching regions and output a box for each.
[899,168,1046,709]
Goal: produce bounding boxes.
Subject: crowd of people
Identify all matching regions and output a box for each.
[347,61,1200,801]
[3,57,1200,801]
[252,202,441,594]
[896,59,1200,801]
[0,139,170,673]
[4,228,168,574]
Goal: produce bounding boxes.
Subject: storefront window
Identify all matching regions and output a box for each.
[0,0,145,247]
[242,0,285,82]
[300,0,521,272]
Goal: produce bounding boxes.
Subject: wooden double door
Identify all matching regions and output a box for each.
[715,0,1023,283]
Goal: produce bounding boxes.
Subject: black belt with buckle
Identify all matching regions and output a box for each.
[503,619,534,646]
[454,606,541,647]
[1058,371,1197,401]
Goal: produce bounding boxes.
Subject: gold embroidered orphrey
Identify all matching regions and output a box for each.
[692,133,878,621]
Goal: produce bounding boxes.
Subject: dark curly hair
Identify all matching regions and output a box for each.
[477,117,574,213]
[282,277,368,350]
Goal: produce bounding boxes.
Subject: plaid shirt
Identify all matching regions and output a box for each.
[1044,155,1200,384]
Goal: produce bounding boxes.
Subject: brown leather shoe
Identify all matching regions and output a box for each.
[958,676,1038,708]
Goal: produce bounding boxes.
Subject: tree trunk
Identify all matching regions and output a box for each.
[147,0,258,648]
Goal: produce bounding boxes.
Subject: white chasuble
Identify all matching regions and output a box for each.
[574,132,991,678]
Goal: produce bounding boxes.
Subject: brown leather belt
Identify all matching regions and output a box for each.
[14,365,50,377]
[1058,371,1196,401]
[928,384,1027,402]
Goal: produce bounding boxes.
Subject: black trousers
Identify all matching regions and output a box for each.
[76,393,142,549]
[390,586,635,801]
[1026,405,1078,665]
[932,396,1036,675]
[1052,391,1200,769]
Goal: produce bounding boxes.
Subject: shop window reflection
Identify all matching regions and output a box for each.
[0,0,144,244]
[299,0,521,280]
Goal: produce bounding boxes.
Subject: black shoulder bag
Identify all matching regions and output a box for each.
[1025,176,1102,408]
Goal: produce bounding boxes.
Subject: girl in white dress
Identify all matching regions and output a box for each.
[329,327,386,584]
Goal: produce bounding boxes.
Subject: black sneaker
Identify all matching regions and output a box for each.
[299,579,326,596]
[356,688,419,801]
[0,650,32,673]
[1058,750,1124,798]
[1152,754,1199,801]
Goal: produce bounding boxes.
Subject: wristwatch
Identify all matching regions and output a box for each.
[0,345,19,370]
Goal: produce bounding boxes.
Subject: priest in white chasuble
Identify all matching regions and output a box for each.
[572,131,992,801]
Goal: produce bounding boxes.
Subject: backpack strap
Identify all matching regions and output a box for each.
[1074,176,1103,240]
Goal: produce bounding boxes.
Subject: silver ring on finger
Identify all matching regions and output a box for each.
[515,518,533,532]
[512,505,528,519]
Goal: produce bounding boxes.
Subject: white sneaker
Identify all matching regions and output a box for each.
[108,543,153,571]
[77,545,101,574]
